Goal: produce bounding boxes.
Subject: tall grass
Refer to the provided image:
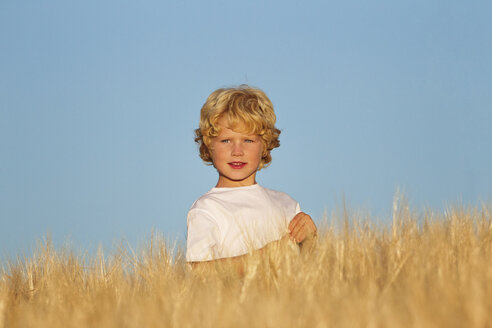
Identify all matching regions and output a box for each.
[1,201,491,328]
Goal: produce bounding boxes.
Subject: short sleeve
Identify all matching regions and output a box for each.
[186,209,221,262]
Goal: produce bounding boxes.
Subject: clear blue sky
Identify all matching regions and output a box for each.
[1,1,491,259]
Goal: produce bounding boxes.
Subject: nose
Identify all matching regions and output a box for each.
[231,142,244,156]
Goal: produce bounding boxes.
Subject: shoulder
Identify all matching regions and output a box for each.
[258,185,301,214]
[187,188,233,224]
[259,185,298,205]
[189,189,225,213]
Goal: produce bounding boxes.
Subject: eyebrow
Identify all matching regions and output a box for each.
[218,130,258,136]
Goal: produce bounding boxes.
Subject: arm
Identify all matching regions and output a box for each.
[288,212,317,250]
[190,254,246,276]
[190,237,292,276]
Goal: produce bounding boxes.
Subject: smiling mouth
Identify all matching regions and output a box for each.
[228,162,247,169]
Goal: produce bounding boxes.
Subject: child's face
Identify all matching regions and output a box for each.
[211,118,263,188]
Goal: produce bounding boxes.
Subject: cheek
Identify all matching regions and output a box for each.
[211,143,227,159]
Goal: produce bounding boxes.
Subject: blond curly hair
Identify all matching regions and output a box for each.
[195,85,281,170]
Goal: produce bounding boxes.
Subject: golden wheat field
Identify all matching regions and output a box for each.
[1,200,492,328]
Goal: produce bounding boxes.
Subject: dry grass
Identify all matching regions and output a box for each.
[2,200,492,328]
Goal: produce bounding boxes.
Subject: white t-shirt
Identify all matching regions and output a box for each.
[186,184,301,262]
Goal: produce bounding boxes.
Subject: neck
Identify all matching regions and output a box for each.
[215,176,257,188]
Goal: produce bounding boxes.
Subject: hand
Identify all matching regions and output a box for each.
[288,212,317,244]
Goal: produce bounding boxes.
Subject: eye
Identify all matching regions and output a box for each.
[220,139,230,143]
[244,139,254,143]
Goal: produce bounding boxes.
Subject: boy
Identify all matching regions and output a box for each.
[186,85,316,264]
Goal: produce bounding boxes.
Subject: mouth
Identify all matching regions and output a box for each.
[228,162,247,169]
